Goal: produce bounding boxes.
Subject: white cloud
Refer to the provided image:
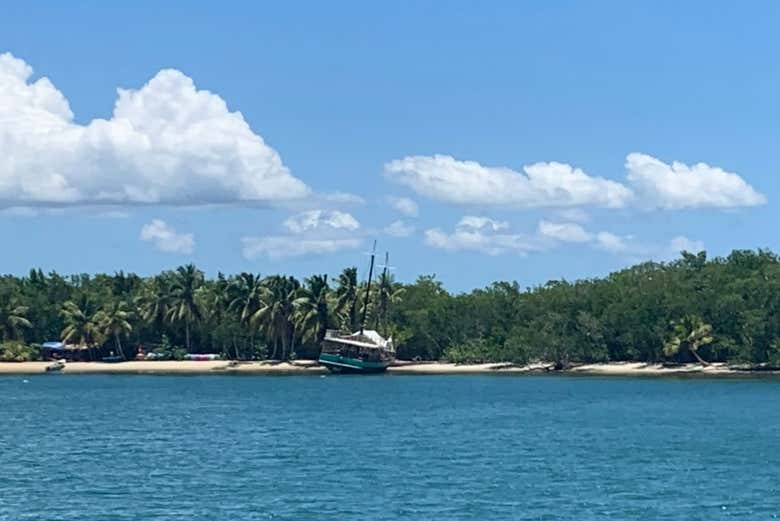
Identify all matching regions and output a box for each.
[0,52,309,207]
[140,219,194,254]
[625,153,766,209]
[424,215,704,263]
[389,196,419,217]
[424,217,626,256]
[385,152,765,213]
[98,209,130,219]
[318,192,366,205]
[384,220,415,237]
[0,206,41,217]
[424,227,544,256]
[538,220,592,243]
[669,235,705,254]
[241,236,361,260]
[555,208,590,223]
[595,231,630,253]
[385,154,633,209]
[245,209,362,260]
[283,210,360,234]
[457,215,508,231]
[0,205,129,218]
[424,217,544,255]
[593,232,705,260]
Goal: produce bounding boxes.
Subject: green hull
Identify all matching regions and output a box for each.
[318,353,390,374]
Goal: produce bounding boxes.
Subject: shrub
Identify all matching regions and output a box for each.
[444,338,493,364]
[0,342,38,362]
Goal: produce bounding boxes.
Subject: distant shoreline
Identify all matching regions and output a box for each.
[0,360,776,376]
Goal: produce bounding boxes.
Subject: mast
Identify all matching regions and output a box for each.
[374,252,389,331]
[359,240,376,335]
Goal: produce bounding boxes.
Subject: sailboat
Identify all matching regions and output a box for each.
[318,243,396,373]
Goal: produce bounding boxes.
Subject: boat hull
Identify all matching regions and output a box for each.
[318,353,390,374]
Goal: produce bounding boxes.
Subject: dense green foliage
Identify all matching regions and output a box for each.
[3,249,780,366]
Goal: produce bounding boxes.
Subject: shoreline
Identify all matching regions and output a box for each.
[0,360,775,377]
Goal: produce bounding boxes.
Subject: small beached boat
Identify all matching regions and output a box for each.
[318,243,396,374]
[45,359,66,372]
[318,329,395,373]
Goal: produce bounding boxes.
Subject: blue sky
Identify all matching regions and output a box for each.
[1,2,778,291]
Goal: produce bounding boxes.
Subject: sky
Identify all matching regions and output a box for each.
[1,1,779,291]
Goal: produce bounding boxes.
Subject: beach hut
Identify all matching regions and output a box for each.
[40,342,66,361]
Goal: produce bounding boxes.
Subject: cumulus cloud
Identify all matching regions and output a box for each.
[423,213,705,263]
[423,217,647,257]
[595,231,630,253]
[625,153,766,209]
[538,220,592,243]
[555,208,590,223]
[243,209,362,260]
[425,217,572,256]
[457,215,508,231]
[283,210,360,234]
[385,152,765,213]
[593,232,705,260]
[385,154,633,209]
[669,235,705,254]
[0,52,309,207]
[384,220,415,237]
[424,227,543,256]
[241,236,361,260]
[140,219,194,254]
[388,196,419,217]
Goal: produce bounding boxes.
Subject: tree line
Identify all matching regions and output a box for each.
[2,249,780,367]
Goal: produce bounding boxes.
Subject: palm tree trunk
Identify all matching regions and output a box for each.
[185,318,191,353]
[689,346,709,366]
[288,325,295,360]
[114,333,126,360]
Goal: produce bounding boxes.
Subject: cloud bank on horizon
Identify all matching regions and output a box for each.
[0,52,309,207]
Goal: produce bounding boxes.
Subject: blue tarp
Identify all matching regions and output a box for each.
[41,342,65,350]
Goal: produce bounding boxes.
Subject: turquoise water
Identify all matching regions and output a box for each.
[1,375,779,520]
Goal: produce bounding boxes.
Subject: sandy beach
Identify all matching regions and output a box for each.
[0,360,327,375]
[0,359,771,376]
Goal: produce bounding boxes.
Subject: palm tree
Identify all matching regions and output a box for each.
[60,299,103,360]
[166,264,204,352]
[136,276,172,333]
[229,273,264,327]
[373,271,404,336]
[206,273,232,358]
[252,275,300,360]
[334,267,359,332]
[228,272,264,358]
[664,315,714,365]
[294,274,331,346]
[0,298,32,341]
[96,301,133,360]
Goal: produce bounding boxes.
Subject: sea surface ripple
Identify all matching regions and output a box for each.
[1,375,779,520]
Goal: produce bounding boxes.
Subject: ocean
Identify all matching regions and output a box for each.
[1,374,778,519]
